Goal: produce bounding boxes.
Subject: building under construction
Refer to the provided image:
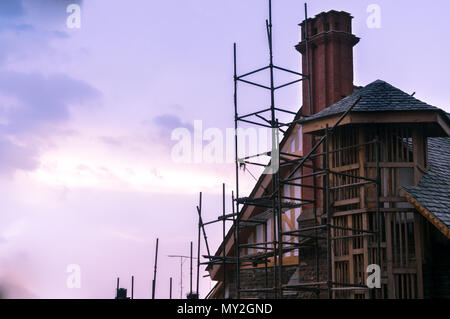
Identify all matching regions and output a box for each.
[200,3,450,299]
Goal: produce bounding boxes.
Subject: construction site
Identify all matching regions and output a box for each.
[1,0,450,306]
[183,1,450,300]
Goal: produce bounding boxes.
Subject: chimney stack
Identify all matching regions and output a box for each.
[296,11,359,115]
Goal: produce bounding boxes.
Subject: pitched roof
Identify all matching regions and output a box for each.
[403,137,450,236]
[302,80,440,122]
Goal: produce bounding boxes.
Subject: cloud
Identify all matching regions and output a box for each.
[150,114,195,150]
[0,71,101,134]
[0,0,83,65]
[0,137,38,173]
[100,136,125,148]
[0,0,25,18]
[153,114,193,131]
[0,71,101,174]
[153,113,193,137]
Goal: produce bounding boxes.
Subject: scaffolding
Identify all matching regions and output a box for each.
[196,1,382,299]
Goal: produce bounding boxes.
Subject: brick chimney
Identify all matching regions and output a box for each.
[296,11,359,116]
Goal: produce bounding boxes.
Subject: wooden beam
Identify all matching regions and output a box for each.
[303,111,449,136]
[436,113,450,136]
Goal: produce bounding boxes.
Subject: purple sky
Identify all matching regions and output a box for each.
[0,0,449,299]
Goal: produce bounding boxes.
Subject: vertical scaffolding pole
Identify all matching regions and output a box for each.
[325,124,332,299]
[190,241,193,296]
[304,3,313,116]
[375,136,382,299]
[152,238,159,299]
[232,190,239,299]
[197,192,211,259]
[131,276,134,299]
[197,197,201,296]
[222,183,227,298]
[266,0,282,299]
[180,256,183,299]
[233,42,241,299]
[116,277,120,298]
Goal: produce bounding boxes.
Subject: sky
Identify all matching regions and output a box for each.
[0,0,449,299]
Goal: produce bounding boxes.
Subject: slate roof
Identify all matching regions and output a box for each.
[403,137,450,230]
[302,79,440,122]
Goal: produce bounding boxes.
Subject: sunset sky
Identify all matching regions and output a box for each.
[0,0,449,298]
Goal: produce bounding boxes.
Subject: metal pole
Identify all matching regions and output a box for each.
[222,183,226,299]
[190,241,193,295]
[276,120,283,299]
[233,43,241,299]
[325,124,332,299]
[196,193,201,296]
[152,238,159,299]
[197,192,211,258]
[169,255,194,299]
[232,191,239,299]
[304,3,313,115]
[116,277,119,298]
[266,0,280,299]
[180,257,183,299]
[131,275,134,299]
[375,136,381,299]
[170,277,173,299]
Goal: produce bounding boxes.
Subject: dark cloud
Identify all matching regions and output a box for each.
[23,0,84,21]
[0,0,25,18]
[153,114,193,132]
[151,113,194,144]
[0,71,101,173]
[0,71,101,134]
[0,0,83,63]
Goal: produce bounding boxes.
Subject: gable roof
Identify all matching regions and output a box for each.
[403,137,450,238]
[302,80,440,122]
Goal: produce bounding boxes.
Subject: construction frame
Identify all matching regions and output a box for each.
[196,1,382,299]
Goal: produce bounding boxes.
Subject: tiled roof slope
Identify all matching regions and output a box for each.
[403,137,450,232]
[303,80,440,122]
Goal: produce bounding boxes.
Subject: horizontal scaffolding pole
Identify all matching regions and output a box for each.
[237,108,272,120]
[329,169,377,183]
[281,181,325,190]
[237,65,270,79]
[236,78,270,90]
[274,78,304,90]
[273,65,306,77]
[329,181,373,190]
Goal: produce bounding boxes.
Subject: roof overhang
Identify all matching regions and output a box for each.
[402,190,450,239]
[302,110,450,137]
